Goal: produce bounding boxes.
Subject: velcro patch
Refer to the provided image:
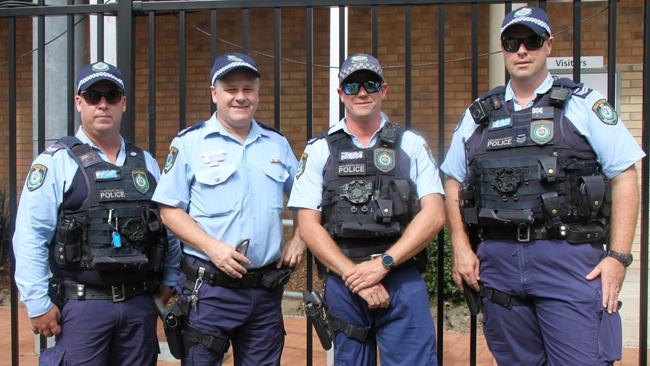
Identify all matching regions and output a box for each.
[338,163,366,176]
[98,188,126,201]
[531,107,554,120]
[339,151,364,161]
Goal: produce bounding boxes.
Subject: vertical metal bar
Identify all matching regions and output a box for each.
[38,0,45,154]
[148,12,156,155]
[67,0,75,136]
[97,0,104,62]
[538,0,546,11]
[572,0,581,83]
[404,6,411,129]
[607,0,616,108]
[274,8,281,130]
[9,17,19,366]
[505,3,511,85]
[436,7,445,365]
[639,2,650,364]
[469,5,479,366]
[305,7,314,366]
[117,0,134,141]
[210,9,217,114]
[179,10,186,130]
[339,6,346,119]
[371,5,378,58]
[242,8,249,54]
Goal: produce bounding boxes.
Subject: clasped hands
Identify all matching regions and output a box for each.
[342,257,391,309]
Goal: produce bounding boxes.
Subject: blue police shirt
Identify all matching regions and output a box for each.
[288,113,444,212]
[441,73,645,181]
[13,127,181,318]
[152,114,298,268]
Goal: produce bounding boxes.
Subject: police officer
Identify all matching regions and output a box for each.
[289,54,445,366]
[13,62,181,365]
[152,53,303,365]
[442,7,645,365]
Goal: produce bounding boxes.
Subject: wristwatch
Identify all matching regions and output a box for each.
[607,249,633,267]
[381,253,395,270]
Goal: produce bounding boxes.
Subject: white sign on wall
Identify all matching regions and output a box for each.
[548,56,614,103]
[547,56,604,70]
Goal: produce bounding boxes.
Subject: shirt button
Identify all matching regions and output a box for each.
[215,177,221,183]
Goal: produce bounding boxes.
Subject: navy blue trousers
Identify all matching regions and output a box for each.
[325,264,438,366]
[177,256,285,366]
[39,294,158,366]
[478,240,622,366]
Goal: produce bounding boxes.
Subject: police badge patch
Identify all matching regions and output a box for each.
[296,152,308,179]
[26,164,47,191]
[131,170,150,194]
[592,99,618,125]
[530,120,554,145]
[164,146,179,174]
[374,148,395,173]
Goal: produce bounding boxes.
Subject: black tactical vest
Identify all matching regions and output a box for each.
[321,122,419,258]
[49,137,167,286]
[460,78,611,244]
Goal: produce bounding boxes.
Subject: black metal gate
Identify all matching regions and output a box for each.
[1,1,648,365]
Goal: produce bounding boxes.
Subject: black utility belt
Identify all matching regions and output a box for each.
[62,280,157,302]
[182,256,292,289]
[478,222,606,244]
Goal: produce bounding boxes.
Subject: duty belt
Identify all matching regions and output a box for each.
[479,224,556,243]
[182,256,277,289]
[62,280,157,302]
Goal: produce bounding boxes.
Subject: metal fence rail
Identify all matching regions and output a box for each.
[1,1,647,365]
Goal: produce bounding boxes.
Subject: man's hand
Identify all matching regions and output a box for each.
[343,258,389,293]
[204,242,251,279]
[357,283,391,309]
[586,256,627,313]
[452,242,481,293]
[277,236,305,269]
[31,305,61,337]
[155,286,174,305]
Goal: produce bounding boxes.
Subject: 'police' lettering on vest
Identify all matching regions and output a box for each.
[486,136,513,149]
[338,163,366,176]
[99,188,127,201]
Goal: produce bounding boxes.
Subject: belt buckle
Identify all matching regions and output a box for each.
[111,284,126,302]
[517,224,531,242]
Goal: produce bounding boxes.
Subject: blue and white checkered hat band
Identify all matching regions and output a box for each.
[77,71,124,92]
[501,16,551,35]
[338,62,383,82]
[211,61,259,85]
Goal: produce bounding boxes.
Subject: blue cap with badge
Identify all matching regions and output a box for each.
[501,7,552,37]
[76,61,125,94]
[338,53,384,84]
[210,53,260,85]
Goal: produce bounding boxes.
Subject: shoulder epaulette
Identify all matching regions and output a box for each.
[42,141,68,156]
[306,136,324,146]
[257,121,284,137]
[571,85,593,99]
[177,122,204,137]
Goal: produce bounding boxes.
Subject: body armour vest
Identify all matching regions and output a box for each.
[49,136,167,286]
[460,78,611,244]
[321,122,419,258]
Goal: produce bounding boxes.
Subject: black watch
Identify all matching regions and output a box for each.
[607,249,633,267]
[381,254,395,270]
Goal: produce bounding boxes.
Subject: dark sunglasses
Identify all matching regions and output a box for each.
[80,90,123,105]
[341,80,383,95]
[501,34,548,53]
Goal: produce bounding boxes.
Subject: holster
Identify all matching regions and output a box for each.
[154,298,185,359]
[303,291,334,350]
[463,282,482,316]
[48,277,65,309]
[260,267,293,289]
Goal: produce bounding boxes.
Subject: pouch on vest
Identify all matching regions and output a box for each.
[91,254,149,272]
[54,218,83,266]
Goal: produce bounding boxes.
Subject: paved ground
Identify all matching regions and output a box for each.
[0,306,643,365]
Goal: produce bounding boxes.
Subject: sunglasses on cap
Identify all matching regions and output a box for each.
[341,80,383,95]
[501,34,548,53]
[80,89,123,105]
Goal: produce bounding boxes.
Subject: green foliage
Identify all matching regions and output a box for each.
[423,229,464,304]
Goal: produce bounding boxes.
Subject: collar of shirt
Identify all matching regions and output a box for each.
[328,112,389,148]
[504,73,553,111]
[203,113,270,145]
[75,127,127,166]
